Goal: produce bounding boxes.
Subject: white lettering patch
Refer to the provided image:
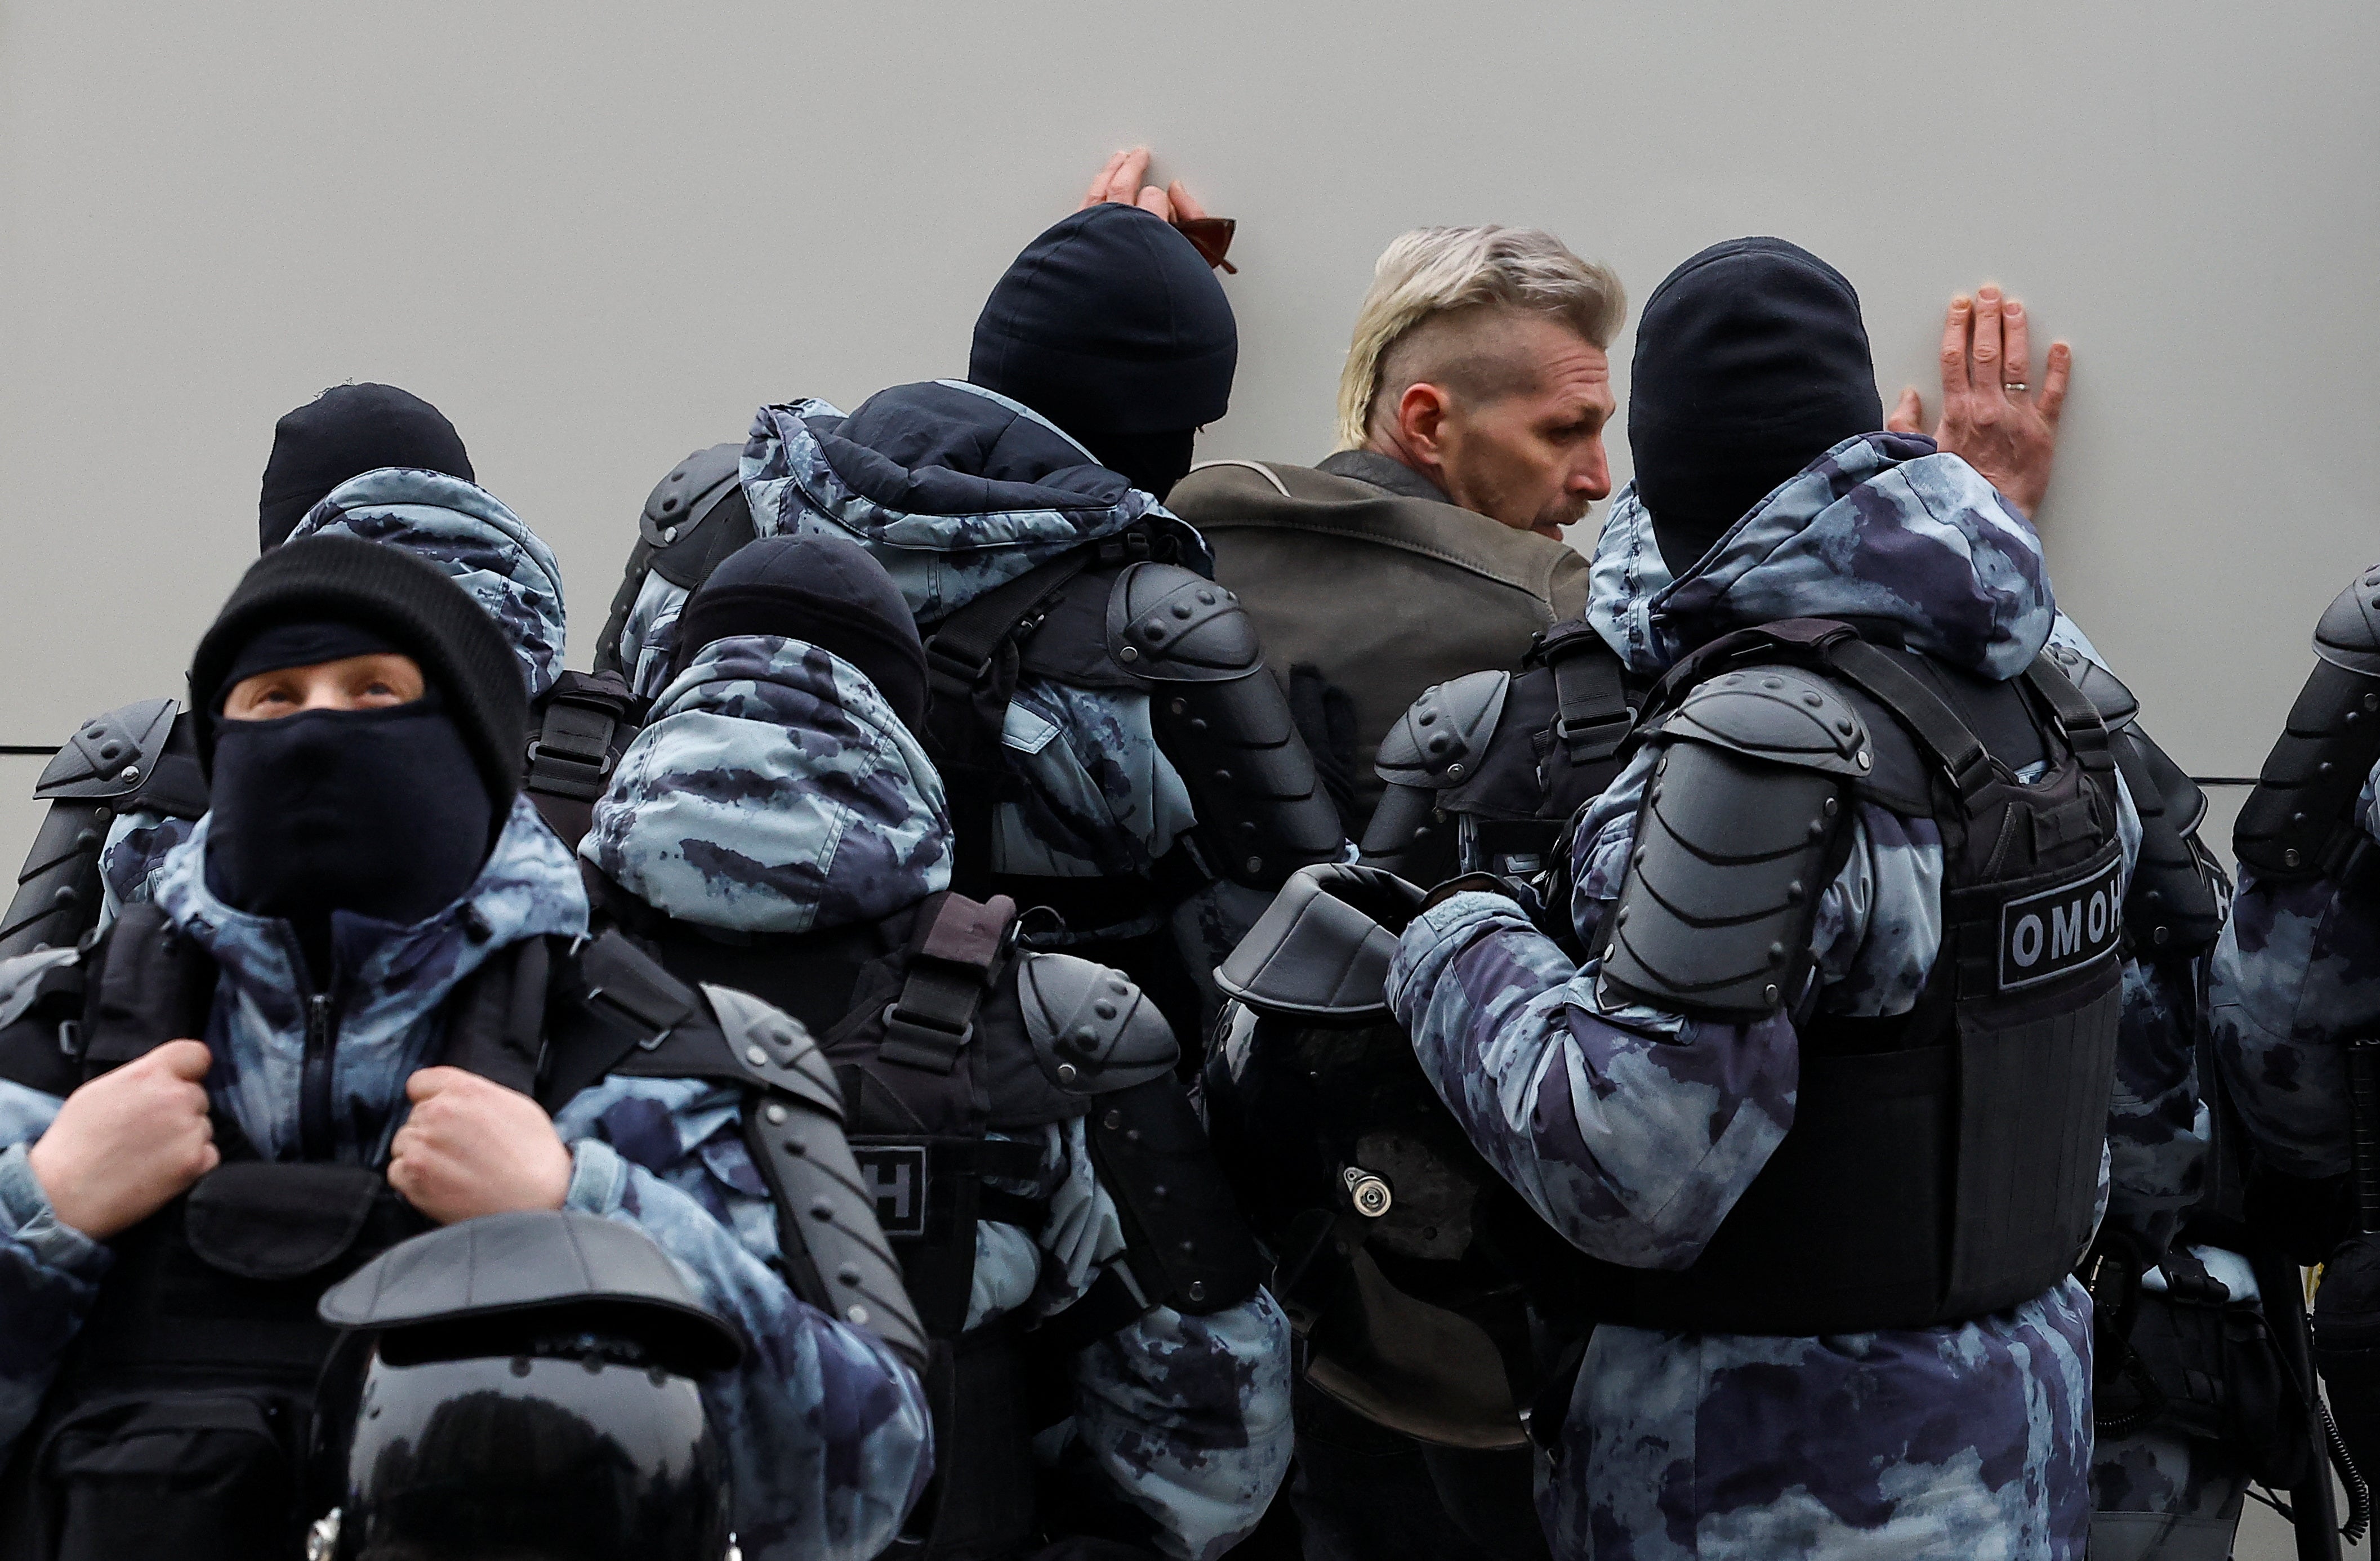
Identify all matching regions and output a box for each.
[1999,857,2123,991]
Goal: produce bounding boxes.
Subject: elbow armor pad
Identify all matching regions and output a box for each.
[1599,668,1867,1020]
[2236,568,2380,878]
[1358,672,1510,872]
[1,699,205,961]
[701,982,930,1373]
[1108,561,1345,887]
[1016,951,1263,1315]
[592,443,755,680]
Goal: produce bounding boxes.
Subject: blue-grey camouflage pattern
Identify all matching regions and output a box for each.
[2209,757,2380,1178]
[585,621,1292,1558]
[583,634,953,933]
[618,386,1205,909]
[81,466,569,934]
[1387,436,2195,1558]
[0,795,932,1560]
[289,465,568,697]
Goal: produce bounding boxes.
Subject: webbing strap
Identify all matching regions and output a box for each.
[1542,628,1633,760]
[524,671,641,804]
[922,550,1103,893]
[878,894,1018,1074]
[1823,640,1998,801]
[2020,654,2115,771]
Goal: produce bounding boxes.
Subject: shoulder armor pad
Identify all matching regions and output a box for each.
[1602,707,1855,1019]
[640,443,754,591]
[35,699,179,801]
[318,1210,743,1373]
[2041,643,2139,732]
[1657,666,1871,777]
[1375,671,1511,791]
[2316,564,2380,675]
[699,983,846,1121]
[1214,864,1423,1019]
[1018,952,1178,1092]
[1107,560,1259,683]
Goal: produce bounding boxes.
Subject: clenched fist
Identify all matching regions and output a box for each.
[29,1039,219,1239]
[387,1067,571,1225]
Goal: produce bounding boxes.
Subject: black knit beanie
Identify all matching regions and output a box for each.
[673,535,929,731]
[258,383,475,552]
[969,205,1236,452]
[190,534,528,804]
[1630,238,1883,574]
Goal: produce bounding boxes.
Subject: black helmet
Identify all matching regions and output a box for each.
[308,1210,743,1561]
[1205,866,1585,1452]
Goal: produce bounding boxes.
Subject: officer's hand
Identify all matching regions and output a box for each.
[28,1040,218,1239]
[1888,285,2071,520]
[387,1067,571,1225]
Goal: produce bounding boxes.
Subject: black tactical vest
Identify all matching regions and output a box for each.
[1585,619,2125,1335]
[589,877,1263,1561]
[0,902,902,1561]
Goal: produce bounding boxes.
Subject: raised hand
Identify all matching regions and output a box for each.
[1889,284,2072,519]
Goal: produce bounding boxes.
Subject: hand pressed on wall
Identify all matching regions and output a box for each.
[1889,284,2071,519]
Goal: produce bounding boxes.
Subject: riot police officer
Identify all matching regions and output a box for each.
[580,533,1294,1561]
[0,537,930,1560]
[1371,238,2218,1559]
[593,205,1344,1046]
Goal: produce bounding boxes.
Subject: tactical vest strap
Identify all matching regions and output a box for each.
[1824,639,1996,800]
[1540,623,1634,763]
[2020,654,2115,772]
[877,894,1017,1074]
[922,549,1108,894]
[524,672,643,805]
[82,904,214,1076]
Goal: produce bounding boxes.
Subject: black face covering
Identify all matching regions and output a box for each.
[204,697,495,982]
[1076,427,1197,501]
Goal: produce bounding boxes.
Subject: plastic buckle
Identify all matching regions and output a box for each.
[1556,710,1634,756]
[876,1002,971,1073]
[923,638,991,697]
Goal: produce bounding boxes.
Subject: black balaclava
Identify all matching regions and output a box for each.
[258,383,475,552]
[672,534,928,732]
[190,536,529,980]
[969,204,1236,498]
[1629,238,1884,576]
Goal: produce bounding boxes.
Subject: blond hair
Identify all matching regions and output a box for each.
[1335,226,1626,450]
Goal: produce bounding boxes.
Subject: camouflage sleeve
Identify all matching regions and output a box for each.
[554,1077,933,1561]
[1386,889,1799,1269]
[992,680,1195,884]
[990,1117,1290,1558]
[621,571,692,701]
[2210,864,2380,1178]
[1046,1291,1296,1560]
[2103,952,2212,1255]
[0,1080,108,1464]
[97,809,190,925]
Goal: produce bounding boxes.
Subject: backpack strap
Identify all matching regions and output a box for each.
[876,893,1019,1074]
[921,547,1112,894]
[1537,621,1635,765]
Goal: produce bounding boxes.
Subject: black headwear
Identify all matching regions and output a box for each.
[969,204,1236,492]
[258,383,474,552]
[191,533,528,802]
[1629,238,1884,575]
[672,534,929,732]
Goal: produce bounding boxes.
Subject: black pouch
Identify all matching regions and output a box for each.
[2097,1250,2314,1489]
[42,1388,306,1561]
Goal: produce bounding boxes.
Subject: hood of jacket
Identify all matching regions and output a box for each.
[1586,432,2055,680]
[741,379,1207,626]
[150,793,587,1165]
[582,635,952,935]
[289,467,568,696]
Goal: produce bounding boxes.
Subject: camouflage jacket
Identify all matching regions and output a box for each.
[0,796,933,1561]
[96,466,572,921]
[582,632,1292,1559]
[616,382,1204,908]
[1389,434,2196,1559]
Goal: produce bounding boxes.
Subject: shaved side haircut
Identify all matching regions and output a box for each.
[1336,226,1626,449]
